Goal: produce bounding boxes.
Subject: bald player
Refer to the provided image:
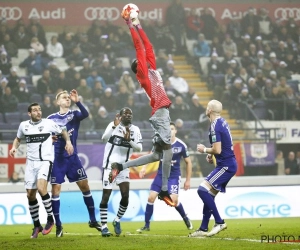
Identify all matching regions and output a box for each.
[189,99,237,237]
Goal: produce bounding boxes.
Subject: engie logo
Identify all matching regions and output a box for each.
[224,192,291,218]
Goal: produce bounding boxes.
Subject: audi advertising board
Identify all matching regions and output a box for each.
[0,2,299,26]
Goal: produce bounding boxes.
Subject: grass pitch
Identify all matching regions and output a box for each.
[0,218,299,250]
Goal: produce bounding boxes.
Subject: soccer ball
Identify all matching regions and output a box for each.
[121,3,139,20]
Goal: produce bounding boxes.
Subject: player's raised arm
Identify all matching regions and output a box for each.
[9,137,21,157]
[70,89,89,119]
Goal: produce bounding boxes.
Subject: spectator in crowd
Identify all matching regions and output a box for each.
[261,60,273,78]
[13,78,30,103]
[285,53,299,74]
[152,20,175,55]
[193,34,211,58]
[13,25,30,49]
[56,71,69,91]
[174,118,187,140]
[256,51,269,69]
[285,151,299,175]
[64,60,77,82]
[275,150,285,175]
[207,52,223,76]
[61,32,76,57]
[248,43,257,62]
[237,88,255,120]
[186,9,202,40]
[189,94,205,121]
[86,69,106,90]
[0,86,18,113]
[267,87,284,120]
[228,59,240,75]
[166,0,186,54]
[97,57,115,85]
[97,36,113,59]
[200,7,218,40]
[46,35,64,58]
[41,95,56,117]
[277,76,289,97]
[210,37,224,57]
[30,36,45,54]
[116,84,129,109]
[94,106,111,130]
[76,79,92,102]
[240,50,254,71]
[37,69,56,97]
[66,46,85,66]
[170,95,190,121]
[92,79,105,100]
[258,8,273,39]
[296,151,300,171]
[227,14,242,42]
[125,95,142,121]
[241,7,259,37]
[269,70,279,86]
[164,78,177,101]
[90,98,101,118]
[27,17,47,45]
[221,51,234,73]
[269,52,279,70]
[48,61,61,81]
[7,67,21,90]
[165,59,175,78]
[19,49,45,75]
[3,34,18,57]
[101,87,116,112]
[284,87,299,120]
[168,70,189,96]
[238,67,250,85]
[80,58,92,80]
[112,59,127,82]
[276,41,289,61]
[247,77,263,100]
[78,34,96,58]
[0,50,12,75]
[118,71,136,94]
[255,69,266,88]
[222,34,238,56]
[0,77,8,96]
[277,61,291,79]
[255,36,264,52]
[227,78,243,117]
[262,79,274,99]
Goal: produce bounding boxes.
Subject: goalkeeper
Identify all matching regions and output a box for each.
[109,8,174,207]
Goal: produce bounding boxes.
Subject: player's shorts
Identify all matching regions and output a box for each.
[149,108,171,145]
[102,167,130,189]
[150,173,181,195]
[51,154,87,184]
[25,159,53,189]
[205,163,237,193]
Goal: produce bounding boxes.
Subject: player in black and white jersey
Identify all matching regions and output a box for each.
[100,107,142,237]
[9,103,74,239]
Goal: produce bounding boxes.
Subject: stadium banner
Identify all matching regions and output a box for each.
[246,121,300,144]
[243,142,276,167]
[0,2,299,27]
[0,143,157,180]
[0,186,299,225]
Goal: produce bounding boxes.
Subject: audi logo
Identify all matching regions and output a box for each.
[0,7,22,21]
[184,7,216,17]
[84,7,120,21]
[274,8,300,21]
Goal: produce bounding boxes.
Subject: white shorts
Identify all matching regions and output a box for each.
[102,168,129,189]
[25,159,52,189]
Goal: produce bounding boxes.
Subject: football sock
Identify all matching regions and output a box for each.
[200,204,212,231]
[82,191,96,222]
[100,203,108,225]
[51,195,61,226]
[29,199,41,227]
[197,186,223,224]
[161,148,173,191]
[41,193,54,222]
[116,198,128,220]
[145,202,154,228]
[122,151,161,169]
[175,202,186,218]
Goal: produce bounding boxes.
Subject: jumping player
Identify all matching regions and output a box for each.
[100,107,142,237]
[137,122,193,232]
[189,99,237,237]
[9,103,74,238]
[48,90,101,237]
[109,7,174,207]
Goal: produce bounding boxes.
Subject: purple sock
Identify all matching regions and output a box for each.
[52,195,61,226]
[200,204,211,231]
[197,186,223,224]
[144,203,153,228]
[83,191,96,222]
[175,202,186,218]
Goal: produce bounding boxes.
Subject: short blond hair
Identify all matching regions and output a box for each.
[56,90,68,100]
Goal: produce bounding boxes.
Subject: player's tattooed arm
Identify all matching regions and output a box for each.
[9,137,21,157]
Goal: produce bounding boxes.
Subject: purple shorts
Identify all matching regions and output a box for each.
[205,166,236,193]
[51,154,87,184]
[150,174,180,195]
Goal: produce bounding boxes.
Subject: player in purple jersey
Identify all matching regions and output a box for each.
[136,122,193,232]
[47,89,101,237]
[189,100,237,238]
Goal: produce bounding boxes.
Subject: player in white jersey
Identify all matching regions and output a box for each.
[9,103,73,239]
[100,107,142,237]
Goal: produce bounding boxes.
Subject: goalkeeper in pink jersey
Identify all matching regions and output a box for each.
[109,8,174,207]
